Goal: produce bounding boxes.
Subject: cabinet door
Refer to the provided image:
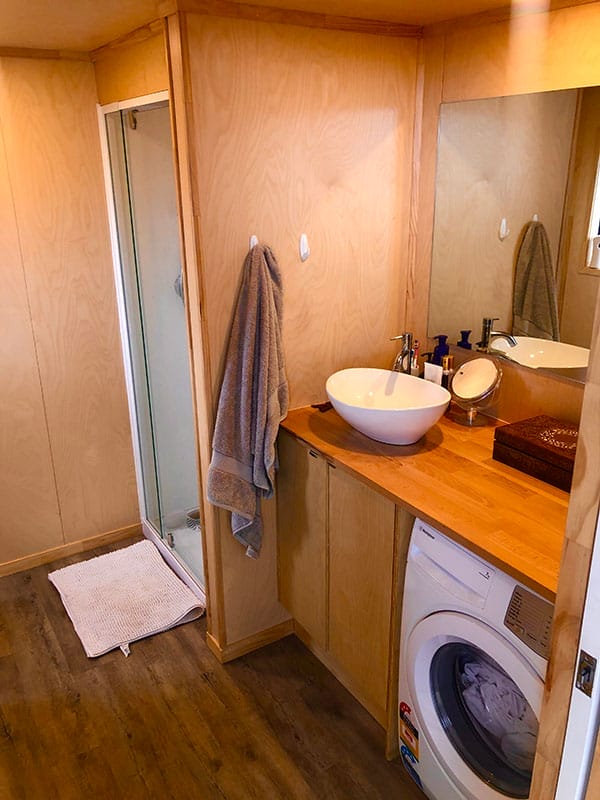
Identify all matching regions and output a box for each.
[328,466,396,724]
[276,431,328,649]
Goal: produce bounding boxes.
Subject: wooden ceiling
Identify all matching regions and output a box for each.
[0,0,558,51]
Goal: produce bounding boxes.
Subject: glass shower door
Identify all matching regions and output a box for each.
[105,101,204,588]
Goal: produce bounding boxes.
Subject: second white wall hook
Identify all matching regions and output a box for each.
[299,233,310,262]
[498,218,510,241]
[249,235,258,249]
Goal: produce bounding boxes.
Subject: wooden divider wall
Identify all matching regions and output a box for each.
[0,56,139,570]
[173,12,419,652]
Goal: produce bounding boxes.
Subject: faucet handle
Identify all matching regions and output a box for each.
[390,332,412,343]
[478,317,499,349]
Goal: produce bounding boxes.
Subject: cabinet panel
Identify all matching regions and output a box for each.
[277,431,327,649]
[328,466,396,721]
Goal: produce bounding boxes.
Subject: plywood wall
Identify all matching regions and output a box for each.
[186,14,417,410]
[179,13,418,649]
[93,26,169,105]
[440,2,600,102]
[0,110,63,563]
[0,56,138,566]
[428,90,577,343]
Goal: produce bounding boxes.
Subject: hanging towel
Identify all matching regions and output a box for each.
[512,221,560,341]
[207,244,289,558]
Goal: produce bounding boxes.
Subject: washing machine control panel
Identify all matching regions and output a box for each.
[504,585,554,659]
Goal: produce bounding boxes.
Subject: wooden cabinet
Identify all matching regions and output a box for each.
[328,466,396,723]
[277,430,402,731]
[277,431,328,650]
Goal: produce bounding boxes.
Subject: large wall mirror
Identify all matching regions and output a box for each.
[428,85,600,377]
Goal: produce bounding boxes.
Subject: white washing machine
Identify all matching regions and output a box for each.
[398,519,554,800]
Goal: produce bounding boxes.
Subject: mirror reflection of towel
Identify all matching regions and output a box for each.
[512,221,560,341]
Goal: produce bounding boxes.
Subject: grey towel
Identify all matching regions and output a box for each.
[207,244,289,558]
[512,221,560,341]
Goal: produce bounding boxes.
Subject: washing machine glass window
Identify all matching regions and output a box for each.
[406,610,544,800]
[430,641,537,798]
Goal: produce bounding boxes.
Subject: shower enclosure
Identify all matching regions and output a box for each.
[100,92,205,598]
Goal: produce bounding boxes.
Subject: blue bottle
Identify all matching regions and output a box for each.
[457,330,472,350]
[432,335,449,366]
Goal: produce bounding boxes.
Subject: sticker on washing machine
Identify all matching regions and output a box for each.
[399,706,419,761]
[400,745,423,789]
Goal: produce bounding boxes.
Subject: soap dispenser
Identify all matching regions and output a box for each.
[432,335,449,366]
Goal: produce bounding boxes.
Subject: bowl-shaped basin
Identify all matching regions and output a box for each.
[326,368,451,445]
[492,336,589,369]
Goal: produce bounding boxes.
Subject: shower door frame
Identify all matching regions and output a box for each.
[97,90,205,603]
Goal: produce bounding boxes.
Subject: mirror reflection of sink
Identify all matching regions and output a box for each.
[325,368,451,445]
[491,336,589,369]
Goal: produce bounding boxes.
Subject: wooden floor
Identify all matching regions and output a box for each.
[0,539,425,799]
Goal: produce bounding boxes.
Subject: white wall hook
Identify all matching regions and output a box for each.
[532,213,539,222]
[299,233,310,262]
[498,218,510,241]
[249,235,258,249]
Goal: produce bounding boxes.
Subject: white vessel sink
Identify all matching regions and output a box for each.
[491,336,589,369]
[326,368,451,445]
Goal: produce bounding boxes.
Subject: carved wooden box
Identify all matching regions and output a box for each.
[492,415,578,491]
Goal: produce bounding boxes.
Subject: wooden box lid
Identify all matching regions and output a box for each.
[493,415,578,472]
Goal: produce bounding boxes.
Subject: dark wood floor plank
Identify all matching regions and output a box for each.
[226,636,423,800]
[0,544,426,800]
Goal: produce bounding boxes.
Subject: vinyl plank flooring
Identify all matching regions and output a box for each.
[0,541,425,799]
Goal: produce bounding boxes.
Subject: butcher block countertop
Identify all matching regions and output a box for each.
[280,405,570,601]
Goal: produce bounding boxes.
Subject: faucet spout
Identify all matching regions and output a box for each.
[489,331,517,348]
[390,332,413,373]
[477,316,517,352]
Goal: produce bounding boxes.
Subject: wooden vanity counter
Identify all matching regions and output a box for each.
[281,405,569,601]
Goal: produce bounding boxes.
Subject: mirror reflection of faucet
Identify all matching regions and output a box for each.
[477,316,517,352]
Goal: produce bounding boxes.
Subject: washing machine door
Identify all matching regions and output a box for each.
[406,611,543,800]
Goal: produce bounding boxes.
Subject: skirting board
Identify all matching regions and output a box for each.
[206,618,294,663]
[0,523,142,577]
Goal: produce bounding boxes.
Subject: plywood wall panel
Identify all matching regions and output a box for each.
[186,14,418,410]
[93,31,169,105]
[0,114,63,561]
[0,58,138,543]
[181,15,417,649]
[531,294,600,798]
[441,2,600,102]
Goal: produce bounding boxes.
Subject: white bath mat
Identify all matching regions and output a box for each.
[48,540,204,658]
